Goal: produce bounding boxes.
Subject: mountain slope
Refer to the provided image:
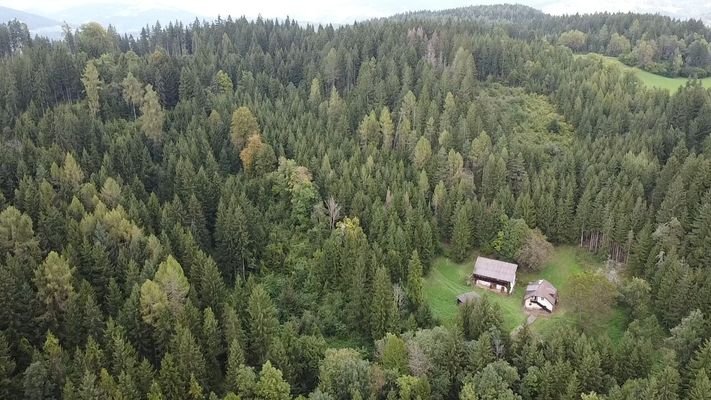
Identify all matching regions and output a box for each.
[0,5,60,29]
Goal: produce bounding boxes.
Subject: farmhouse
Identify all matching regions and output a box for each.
[470,256,518,294]
[524,279,558,313]
[456,291,481,305]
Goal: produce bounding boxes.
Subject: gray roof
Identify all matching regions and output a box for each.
[473,257,518,283]
[456,291,481,304]
[524,279,558,304]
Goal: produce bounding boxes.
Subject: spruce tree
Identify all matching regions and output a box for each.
[0,332,15,399]
[406,250,425,310]
[689,369,711,400]
[687,202,711,268]
[370,267,393,340]
[451,203,472,262]
[202,307,222,389]
[255,361,291,400]
[247,284,279,366]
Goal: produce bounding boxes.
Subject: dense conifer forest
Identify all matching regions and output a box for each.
[0,4,710,400]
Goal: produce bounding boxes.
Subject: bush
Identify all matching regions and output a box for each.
[515,228,553,271]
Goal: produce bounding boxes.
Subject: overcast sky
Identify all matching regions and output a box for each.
[0,0,694,25]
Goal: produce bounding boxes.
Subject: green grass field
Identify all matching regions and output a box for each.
[424,246,626,340]
[581,53,711,93]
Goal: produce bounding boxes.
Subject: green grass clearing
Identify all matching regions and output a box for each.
[424,246,626,340]
[579,53,711,93]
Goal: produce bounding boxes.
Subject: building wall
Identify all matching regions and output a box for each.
[475,279,511,294]
[524,297,554,311]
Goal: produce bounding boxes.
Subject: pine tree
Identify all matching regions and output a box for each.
[158,354,182,400]
[140,279,169,328]
[308,77,322,106]
[370,266,393,340]
[0,206,40,264]
[689,369,711,400]
[147,381,164,400]
[122,72,143,120]
[35,251,75,322]
[412,136,432,170]
[459,382,478,400]
[666,309,707,369]
[379,334,408,374]
[645,366,680,400]
[202,307,222,389]
[451,203,472,262]
[240,134,266,173]
[406,250,424,310]
[654,256,692,329]
[78,370,101,400]
[689,340,711,385]
[215,197,251,282]
[255,361,290,400]
[139,84,165,142]
[225,339,245,394]
[188,374,204,400]
[154,256,190,316]
[687,202,711,268]
[230,107,260,152]
[23,360,55,400]
[214,70,233,94]
[380,106,394,150]
[222,305,245,354]
[357,111,380,148]
[247,284,279,366]
[0,332,15,399]
[172,325,207,389]
[81,61,101,117]
[574,337,603,394]
[481,154,506,203]
[657,176,687,226]
[630,224,653,277]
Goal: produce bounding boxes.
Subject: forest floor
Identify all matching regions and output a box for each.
[424,246,627,340]
[579,53,711,92]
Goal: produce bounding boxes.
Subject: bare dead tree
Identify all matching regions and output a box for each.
[325,196,341,229]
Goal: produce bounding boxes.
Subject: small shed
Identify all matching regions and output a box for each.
[524,279,558,313]
[456,291,481,305]
[471,257,518,294]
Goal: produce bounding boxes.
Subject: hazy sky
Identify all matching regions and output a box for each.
[0,0,692,24]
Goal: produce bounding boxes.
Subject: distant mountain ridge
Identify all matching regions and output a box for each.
[393,2,710,26]
[52,3,204,33]
[0,5,60,29]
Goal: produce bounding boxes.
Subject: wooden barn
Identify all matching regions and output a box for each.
[470,257,518,294]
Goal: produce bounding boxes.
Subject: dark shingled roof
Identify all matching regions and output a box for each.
[473,257,518,283]
[456,291,481,304]
[524,279,558,305]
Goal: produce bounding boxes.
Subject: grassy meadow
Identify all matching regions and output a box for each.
[581,53,711,93]
[424,246,626,340]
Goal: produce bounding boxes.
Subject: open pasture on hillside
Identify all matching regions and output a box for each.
[581,53,711,92]
[424,246,626,340]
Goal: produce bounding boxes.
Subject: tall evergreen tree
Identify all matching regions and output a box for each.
[247,284,279,366]
[370,266,393,340]
[451,203,472,262]
[406,250,425,310]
